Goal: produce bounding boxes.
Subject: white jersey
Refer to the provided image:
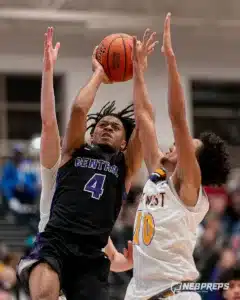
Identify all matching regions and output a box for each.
[125,170,209,300]
[38,156,61,232]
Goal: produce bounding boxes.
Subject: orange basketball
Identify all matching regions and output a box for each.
[96,33,133,82]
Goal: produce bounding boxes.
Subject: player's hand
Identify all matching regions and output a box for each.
[134,29,158,72]
[161,13,175,58]
[132,36,143,77]
[92,46,112,84]
[123,241,133,265]
[43,27,60,72]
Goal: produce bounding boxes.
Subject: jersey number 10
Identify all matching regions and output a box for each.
[133,211,155,246]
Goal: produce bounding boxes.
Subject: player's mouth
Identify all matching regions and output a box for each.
[102,132,112,139]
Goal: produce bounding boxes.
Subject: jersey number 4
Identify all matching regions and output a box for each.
[84,173,106,200]
[133,211,155,246]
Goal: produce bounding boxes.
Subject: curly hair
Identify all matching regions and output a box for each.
[87,101,135,144]
[198,132,230,186]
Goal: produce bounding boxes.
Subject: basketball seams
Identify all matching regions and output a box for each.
[120,35,127,81]
[96,33,132,82]
[106,37,119,81]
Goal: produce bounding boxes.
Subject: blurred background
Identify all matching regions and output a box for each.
[0,0,239,299]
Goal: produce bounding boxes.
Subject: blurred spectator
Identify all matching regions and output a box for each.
[224,188,240,236]
[0,147,39,230]
[0,242,18,300]
[218,266,240,300]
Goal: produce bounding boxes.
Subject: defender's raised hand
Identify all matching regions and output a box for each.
[43,27,60,72]
[133,29,158,72]
[161,13,175,58]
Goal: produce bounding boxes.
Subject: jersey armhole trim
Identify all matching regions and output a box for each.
[168,176,208,213]
[41,155,61,172]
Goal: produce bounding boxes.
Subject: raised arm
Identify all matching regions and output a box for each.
[131,34,164,174]
[40,27,61,169]
[162,13,201,206]
[61,50,107,158]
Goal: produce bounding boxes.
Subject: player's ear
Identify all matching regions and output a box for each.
[120,139,127,151]
[90,134,94,144]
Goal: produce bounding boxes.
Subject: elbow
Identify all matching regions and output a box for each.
[72,102,88,116]
[41,118,57,129]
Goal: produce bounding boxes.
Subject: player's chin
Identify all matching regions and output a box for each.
[97,139,117,152]
[99,137,113,146]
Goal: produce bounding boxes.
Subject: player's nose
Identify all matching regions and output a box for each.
[104,124,113,131]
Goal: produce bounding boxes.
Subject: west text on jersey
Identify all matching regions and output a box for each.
[74,157,119,178]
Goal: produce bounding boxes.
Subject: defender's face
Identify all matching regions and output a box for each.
[92,116,127,151]
[161,139,203,168]
[223,280,240,300]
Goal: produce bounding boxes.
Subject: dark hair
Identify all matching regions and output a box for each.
[220,266,240,283]
[218,265,240,295]
[87,101,135,144]
[198,132,230,186]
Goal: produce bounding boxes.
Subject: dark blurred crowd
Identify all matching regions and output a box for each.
[0,150,239,300]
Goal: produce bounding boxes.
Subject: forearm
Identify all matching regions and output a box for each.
[73,69,104,114]
[133,72,154,124]
[133,72,162,174]
[41,70,57,126]
[110,252,133,272]
[166,55,185,122]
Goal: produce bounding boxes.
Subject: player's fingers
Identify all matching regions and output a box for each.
[132,36,138,61]
[44,32,47,52]
[47,27,51,43]
[146,32,156,49]
[92,46,98,58]
[164,13,171,47]
[147,41,159,54]
[123,248,128,258]
[50,27,54,39]
[48,27,53,48]
[54,42,61,56]
[142,28,150,48]
[128,241,133,255]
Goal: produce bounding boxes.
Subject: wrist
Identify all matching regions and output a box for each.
[94,67,105,78]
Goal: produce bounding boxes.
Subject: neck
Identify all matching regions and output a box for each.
[95,143,117,154]
[162,161,176,175]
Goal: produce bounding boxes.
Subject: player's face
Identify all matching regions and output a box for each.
[92,116,127,151]
[161,139,203,168]
[223,280,240,300]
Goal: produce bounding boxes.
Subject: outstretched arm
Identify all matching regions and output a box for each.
[61,50,107,158]
[162,13,201,206]
[40,27,61,169]
[132,34,164,174]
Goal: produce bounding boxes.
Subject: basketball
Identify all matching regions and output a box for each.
[96,33,133,83]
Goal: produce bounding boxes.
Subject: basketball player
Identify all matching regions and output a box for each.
[18,27,157,300]
[125,14,230,300]
[17,27,139,298]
